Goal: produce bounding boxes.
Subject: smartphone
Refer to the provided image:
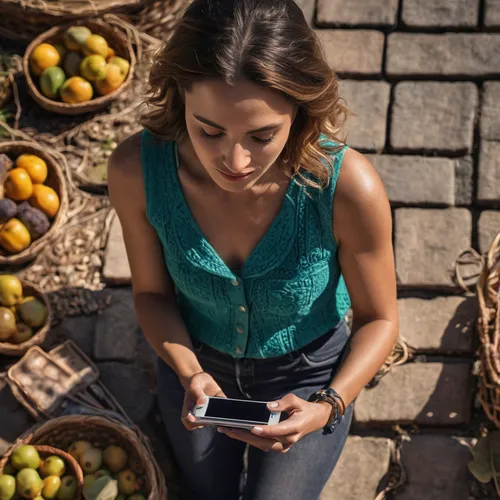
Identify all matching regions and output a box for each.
[192,396,281,430]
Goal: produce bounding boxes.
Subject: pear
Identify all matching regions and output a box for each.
[94,469,110,479]
[16,468,43,499]
[116,469,137,496]
[10,323,34,345]
[0,307,16,342]
[17,297,47,329]
[11,445,41,470]
[79,448,102,474]
[103,445,127,473]
[42,475,61,499]
[67,440,91,461]
[39,456,65,478]
[82,476,117,500]
[0,474,16,500]
[56,475,77,500]
[0,275,23,306]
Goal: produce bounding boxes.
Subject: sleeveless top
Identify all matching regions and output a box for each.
[141,129,351,359]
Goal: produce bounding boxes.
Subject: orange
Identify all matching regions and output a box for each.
[59,76,93,104]
[95,64,125,96]
[4,168,33,201]
[30,43,61,77]
[15,154,48,184]
[29,184,60,218]
[83,34,109,58]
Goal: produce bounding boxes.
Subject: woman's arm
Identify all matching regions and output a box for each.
[107,132,203,388]
[329,147,399,407]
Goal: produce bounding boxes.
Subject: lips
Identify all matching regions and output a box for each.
[216,169,254,181]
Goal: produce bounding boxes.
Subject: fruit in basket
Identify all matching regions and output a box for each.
[63,52,83,78]
[4,169,33,201]
[42,476,61,499]
[102,446,127,474]
[0,275,23,306]
[116,470,137,496]
[83,35,109,59]
[0,199,18,224]
[68,441,91,461]
[16,468,43,498]
[16,155,48,185]
[56,475,77,500]
[17,204,51,241]
[59,76,93,104]
[83,475,117,500]
[79,449,103,474]
[17,297,47,328]
[29,185,60,219]
[39,456,65,479]
[94,470,110,479]
[40,67,66,100]
[83,475,96,489]
[10,323,34,345]
[108,57,130,79]
[54,44,66,59]
[0,307,18,341]
[0,219,31,254]
[80,55,107,82]
[11,445,41,470]
[63,26,92,52]
[0,474,16,500]
[30,44,61,77]
[95,65,125,97]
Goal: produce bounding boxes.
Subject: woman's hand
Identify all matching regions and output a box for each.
[181,371,226,431]
[218,393,331,452]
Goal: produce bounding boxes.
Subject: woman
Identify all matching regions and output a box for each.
[108,0,398,498]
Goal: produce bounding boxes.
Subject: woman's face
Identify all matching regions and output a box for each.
[184,78,296,192]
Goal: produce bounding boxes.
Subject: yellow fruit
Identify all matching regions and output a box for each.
[16,468,43,499]
[11,445,41,470]
[68,441,92,461]
[0,219,31,254]
[0,274,23,306]
[59,76,93,104]
[79,448,103,474]
[83,35,109,58]
[29,184,60,219]
[95,64,125,96]
[103,446,127,474]
[4,168,33,201]
[108,57,130,78]
[80,55,107,82]
[30,43,60,77]
[0,307,16,341]
[63,26,92,51]
[0,474,16,500]
[56,475,77,500]
[15,155,48,184]
[63,52,83,78]
[42,475,61,499]
[116,469,138,496]
[106,47,116,61]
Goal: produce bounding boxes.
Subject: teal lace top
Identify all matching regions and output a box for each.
[141,129,351,358]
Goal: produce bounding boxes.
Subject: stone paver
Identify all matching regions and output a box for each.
[387,34,500,76]
[455,157,474,206]
[96,361,155,422]
[316,30,384,75]
[482,82,500,140]
[485,0,500,26]
[367,155,455,205]
[402,0,479,27]
[478,211,500,254]
[391,82,477,153]
[322,437,392,500]
[478,141,500,203]
[398,296,476,353]
[316,0,398,26]
[395,208,472,287]
[395,435,471,499]
[339,80,391,152]
[103,211,132,285]
[54,315,97,358]
[354,363,473,425]
[94,288,138,362]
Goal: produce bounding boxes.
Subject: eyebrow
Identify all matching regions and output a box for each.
[193,114,282,134]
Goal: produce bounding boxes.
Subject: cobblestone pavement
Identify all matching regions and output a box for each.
[2,1,500,499]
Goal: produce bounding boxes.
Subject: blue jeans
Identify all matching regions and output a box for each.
[157,321,353,500]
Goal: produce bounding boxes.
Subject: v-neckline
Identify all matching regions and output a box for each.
[170,141,296,277]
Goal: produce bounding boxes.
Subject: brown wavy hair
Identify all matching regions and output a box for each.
[140,0,348,189]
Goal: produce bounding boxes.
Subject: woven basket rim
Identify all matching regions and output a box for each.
[0,280,53,356]
[0,141,68,265]
[23,18,136,115]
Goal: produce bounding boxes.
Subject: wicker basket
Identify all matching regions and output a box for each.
[0,0,148,41]
[1,415,167,499]
[477,232,500,427]
[0,141,68,266]
[0,444,84,498]
[23,17,136,115]
[0,281,52,357]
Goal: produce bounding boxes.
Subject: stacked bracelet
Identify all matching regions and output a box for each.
[308,387,346,435]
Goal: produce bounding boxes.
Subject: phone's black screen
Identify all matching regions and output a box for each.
[205,398,271,423]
